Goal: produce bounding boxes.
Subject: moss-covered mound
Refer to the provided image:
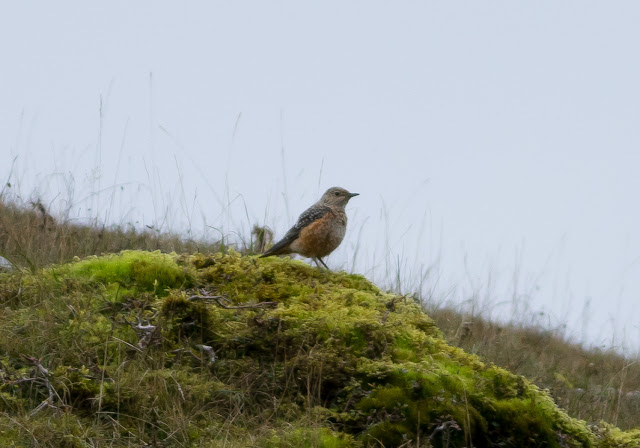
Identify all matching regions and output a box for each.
[0,250,638,447]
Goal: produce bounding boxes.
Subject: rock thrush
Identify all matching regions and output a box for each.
[260,187,359,269]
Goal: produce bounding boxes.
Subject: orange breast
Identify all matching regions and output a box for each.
[291,211,347,257]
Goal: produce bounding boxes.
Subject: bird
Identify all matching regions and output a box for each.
[260,187,359,269]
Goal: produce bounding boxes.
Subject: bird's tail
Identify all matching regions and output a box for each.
[259,247,279,258]
[259,240,290,258]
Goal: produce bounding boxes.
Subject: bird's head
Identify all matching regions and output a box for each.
[319,187,359,207]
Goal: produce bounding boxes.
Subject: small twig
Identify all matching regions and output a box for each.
[196,344,217,364]
[29,396,53,417]
[171,348,203,363]
[66,304,77,317]
[133,323,157,331]
[171,375,185,402]
[20,355,61,416]
[122,315,159,349]
[188,294,277,310]
[342,394,355,413]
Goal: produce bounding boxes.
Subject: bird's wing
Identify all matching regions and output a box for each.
[261,205,332,256]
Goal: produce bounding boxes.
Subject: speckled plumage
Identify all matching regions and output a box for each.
[260,187,359,269]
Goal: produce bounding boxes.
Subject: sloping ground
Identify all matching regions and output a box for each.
[430,309,640,431]
[0,251,638,447]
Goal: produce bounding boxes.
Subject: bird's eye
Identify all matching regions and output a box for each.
[334,192,340,196]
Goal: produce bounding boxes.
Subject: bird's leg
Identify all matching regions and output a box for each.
[316,257,330,270]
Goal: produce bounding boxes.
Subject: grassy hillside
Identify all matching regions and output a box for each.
[1,199,640,446]
[0,199,223,270]
[0,249,638,447]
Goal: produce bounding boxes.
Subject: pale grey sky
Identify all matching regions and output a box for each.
[2,2,639,351]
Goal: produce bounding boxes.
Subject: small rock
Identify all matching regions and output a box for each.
[0,256,13,271]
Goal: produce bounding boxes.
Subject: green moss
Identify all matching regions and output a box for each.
[64,250,193,296]
[160,294,217,343]
[594,423,640,448]
[262,427,359,448]
[0,250,638,447]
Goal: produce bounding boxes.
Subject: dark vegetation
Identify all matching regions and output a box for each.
[1,198,640,447]
[0,199,223,270]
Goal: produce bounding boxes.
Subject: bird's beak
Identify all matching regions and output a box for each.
[348,192,360,198]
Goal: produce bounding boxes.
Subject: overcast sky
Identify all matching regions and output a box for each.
[1,2,639,352]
